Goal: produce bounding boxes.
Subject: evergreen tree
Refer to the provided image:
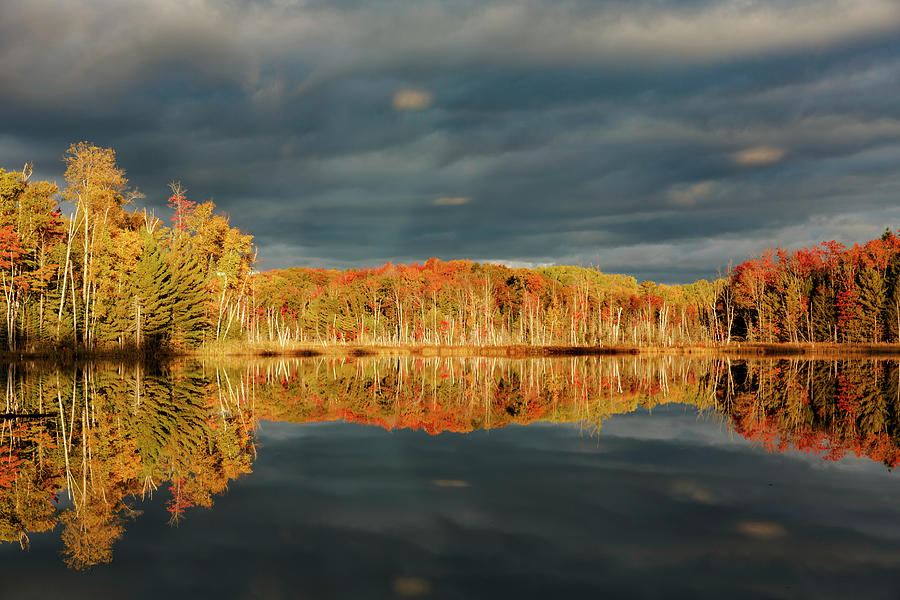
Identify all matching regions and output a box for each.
[884,257,900,343]
[131,236,176,347]
[167,243,208,347]
[856,265,885,342]
[96,290,131,344]
[810,276,836,342]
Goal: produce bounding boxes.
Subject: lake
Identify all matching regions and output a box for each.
[0,356,899,599]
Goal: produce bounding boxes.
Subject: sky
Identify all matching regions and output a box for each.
[1,0,900,283]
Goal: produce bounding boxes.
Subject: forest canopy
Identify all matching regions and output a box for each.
[2,143,899,353]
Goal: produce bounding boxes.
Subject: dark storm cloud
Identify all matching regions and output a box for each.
[2,0,900,282]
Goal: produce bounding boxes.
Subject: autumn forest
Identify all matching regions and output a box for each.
[3,143,900,355]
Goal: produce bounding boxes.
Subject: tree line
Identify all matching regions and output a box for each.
[725,232,900,343]
[253,231,900,348]
[4,142,900,352]
[1,143,724,352]
[251,261,723,347]
[0,143,254,352]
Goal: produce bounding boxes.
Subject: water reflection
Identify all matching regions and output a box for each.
[0,361,255,569]
[727,360,900,468]
[0,355,898,568]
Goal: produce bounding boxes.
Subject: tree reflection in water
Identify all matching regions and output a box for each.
[0,361,255,569]
[0,355,897,567]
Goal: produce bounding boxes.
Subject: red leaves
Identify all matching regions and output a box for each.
[791,246,825,276]
[336,270,363,287]
[168,192,196,231]
[525,272,546,294]
[731,237,873,296]
[0,451,24,488]
[0,226,23,269]
[820,240,847,269]
[732,249,778,292]
[835,373,861,426]
[835,281,860,337]
[165,477,197,517]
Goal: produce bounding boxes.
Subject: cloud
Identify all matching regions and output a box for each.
[667,181,715,207]
[734,146,787,166]
[392,576,431,597]
[476,259,553,269]
[432,196,469,206]
[291,0,900,66]
[3,0,899,113]
[432,479,470,487]
[2,0,900,283]
[393,89,432,110]
[736,520,787,540]
[671,480,716,504]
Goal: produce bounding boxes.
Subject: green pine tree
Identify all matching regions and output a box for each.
[856,265,885,342]
[131,236,176,348]
[96,289,132,344]
[810,275,836,342]
[884,258,900,343]
[167,243,209,347]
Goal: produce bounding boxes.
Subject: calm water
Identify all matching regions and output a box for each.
[0,356,899,599]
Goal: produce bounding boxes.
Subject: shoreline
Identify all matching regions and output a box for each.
[6,342,900,363]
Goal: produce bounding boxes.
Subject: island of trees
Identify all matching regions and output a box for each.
[3,142,900,356]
